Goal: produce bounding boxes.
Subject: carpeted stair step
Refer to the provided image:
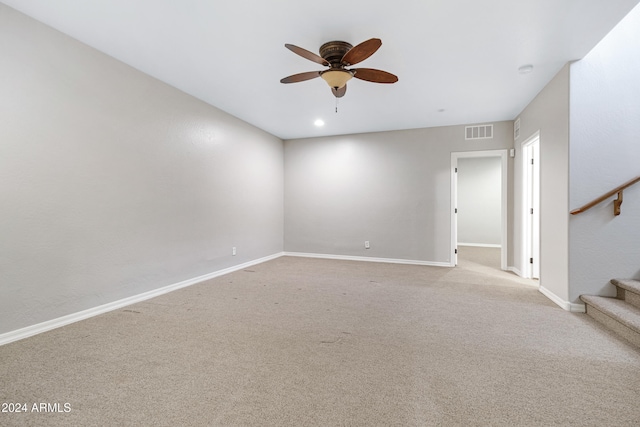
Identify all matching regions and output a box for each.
[611,278,640,309]
[580,295,640,348]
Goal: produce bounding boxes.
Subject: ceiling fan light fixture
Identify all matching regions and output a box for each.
[320,70,353,89]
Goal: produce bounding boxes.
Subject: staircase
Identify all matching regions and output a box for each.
[580,279,640,348]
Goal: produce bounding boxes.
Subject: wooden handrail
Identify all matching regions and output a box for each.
[570,175,640,216]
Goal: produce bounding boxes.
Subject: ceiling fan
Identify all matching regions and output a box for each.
[280,38,398,98]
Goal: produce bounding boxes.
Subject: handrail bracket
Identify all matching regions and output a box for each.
[614,190,623,216]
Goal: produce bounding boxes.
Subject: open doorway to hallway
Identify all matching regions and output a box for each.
[451,150,507,269]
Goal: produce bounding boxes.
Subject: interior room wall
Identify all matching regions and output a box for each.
[0,5,284,335]
[568,4,640,301]
[284,122,514,266]
[514,64,570,304]
[457,157,502,246]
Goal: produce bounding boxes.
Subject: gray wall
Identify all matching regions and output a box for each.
[0,5,284,334]
[569,5,640,301]
[457,157,502,246]
[515,64,570,302]
[284,123,514,265]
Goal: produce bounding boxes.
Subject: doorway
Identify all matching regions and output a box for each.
[451,150,508,269]
[522,133,540,279]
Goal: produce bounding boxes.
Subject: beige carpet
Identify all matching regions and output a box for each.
[1,256,639,426]
[457,245,503,271]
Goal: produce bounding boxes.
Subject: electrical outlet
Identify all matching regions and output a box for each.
[232,247,236,256]
[365,241,370,249]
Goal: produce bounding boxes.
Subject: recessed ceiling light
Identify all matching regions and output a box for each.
[314,119,325,127]
[518,64,534,74]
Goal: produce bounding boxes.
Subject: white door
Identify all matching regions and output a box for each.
[523,136,540,279]
[452,159,458,266]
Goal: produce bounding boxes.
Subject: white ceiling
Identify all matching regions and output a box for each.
[3,0,639,140]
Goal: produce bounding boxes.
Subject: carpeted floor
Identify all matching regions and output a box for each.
[457,245,503,271]
[1,255,639,426]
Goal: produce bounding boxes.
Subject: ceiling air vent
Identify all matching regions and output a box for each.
[465,124,493,140]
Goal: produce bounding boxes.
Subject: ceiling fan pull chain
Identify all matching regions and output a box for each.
[335,97,339,113]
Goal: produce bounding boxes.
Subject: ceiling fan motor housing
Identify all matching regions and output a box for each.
[319,41,353,67]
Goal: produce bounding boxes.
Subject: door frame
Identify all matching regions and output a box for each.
[450,149,508,269]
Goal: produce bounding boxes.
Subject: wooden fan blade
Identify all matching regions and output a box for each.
[280,71,321,84]
[341,38,382,66]
[285,44,330,66]
[332,85,347,98]
[352,68,398,83]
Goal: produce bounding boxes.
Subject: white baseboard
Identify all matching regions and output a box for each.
[0,252,285,347]
[457,243,502,248]
[283,252,453,268]
[539,286,586,312]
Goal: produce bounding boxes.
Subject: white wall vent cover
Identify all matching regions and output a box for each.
[514,118,521,140]
[465,124,493,140]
